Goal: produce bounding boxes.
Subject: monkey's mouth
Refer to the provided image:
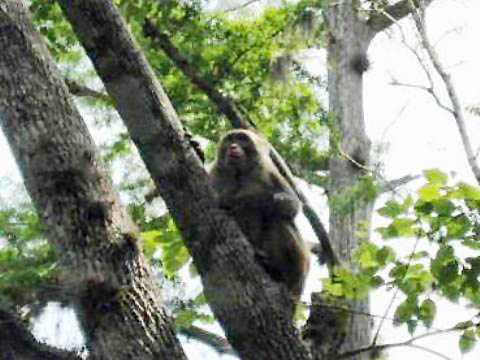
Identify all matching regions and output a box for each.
[228,150,243,159]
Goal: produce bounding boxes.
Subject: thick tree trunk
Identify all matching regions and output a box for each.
[0,1,186,359]
[319,2,437,358]
[324,3,373,359]
[55,1,312,359]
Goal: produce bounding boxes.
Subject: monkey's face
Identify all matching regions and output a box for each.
[218,130,259,173]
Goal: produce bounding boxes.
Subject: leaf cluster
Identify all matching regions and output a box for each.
[326,169,480,353]
[0,205,58,315]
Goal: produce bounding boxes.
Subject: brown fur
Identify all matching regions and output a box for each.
[210,129,310,301]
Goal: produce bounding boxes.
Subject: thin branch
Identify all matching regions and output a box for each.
[180,325,235,355]
[367,0,434,35]
[371,234,421,345]
[64,78,110,102]
[380,174,421,193]
[406,344,453,360]
[390,78,454,113]
[341,318,476,360]
[433,26,463,48]
[142,19,250,129]
[224,0,262,13]
[409,0,480,184]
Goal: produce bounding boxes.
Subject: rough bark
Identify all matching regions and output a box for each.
[0,1,186,359]
[323,4,373,359]
[56,1,311,359]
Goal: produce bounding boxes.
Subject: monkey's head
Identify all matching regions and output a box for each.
[215,129,269,175]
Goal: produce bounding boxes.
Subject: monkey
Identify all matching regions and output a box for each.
[209,129,310,303]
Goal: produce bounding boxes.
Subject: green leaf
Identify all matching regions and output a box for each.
[393,300,415,326]
[459,329,477,353]
[141,230,162,258]
[432,199,455,216]
[419,299,436,328]
[414,199,434,215]
[369,275,384,288]
[418,183,441,202]
[376,246,396,266]
[162,241,190,276]
[356,243,379,268]
[322,280,344,297]
[446,215,471,239]
[378,199,403,218]
[458,183,480,201]
[174,309,198,328]
[423,169,447,185]
[391,218,416,237]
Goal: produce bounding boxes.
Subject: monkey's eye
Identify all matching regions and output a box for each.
[234,133,250,144]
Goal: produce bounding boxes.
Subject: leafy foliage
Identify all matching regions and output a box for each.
[325,169,480,351]
[0,204,58,315]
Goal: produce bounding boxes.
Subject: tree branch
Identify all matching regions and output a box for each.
[180,325,235,355]
[390,78,454,114]
[0,308,82,360]
[406,344,453,360]
[64,78,110,102]
[408,0,480,184]
[224,0,262,13]
[143,18,340,271]
[340,318,476,360]
[142,19,250,129]
[367,0,434,35]
[379,174,421,193]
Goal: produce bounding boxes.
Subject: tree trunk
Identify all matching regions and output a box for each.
[55,1,312,359]
[320,1,436,358]
[324,3,373,359]
[0,1,186,359]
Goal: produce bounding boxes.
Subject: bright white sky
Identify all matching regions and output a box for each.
[364,1,480,359]
[1,0,480,359]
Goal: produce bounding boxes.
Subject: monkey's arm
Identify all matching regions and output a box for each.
[220,190,299,219]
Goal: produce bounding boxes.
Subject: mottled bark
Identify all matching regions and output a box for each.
[323,4,373,359]
[56,1,311,359]
[0,1,186,359]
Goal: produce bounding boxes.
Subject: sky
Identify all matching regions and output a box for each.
[364,1,480,359]
[2,0,480,359]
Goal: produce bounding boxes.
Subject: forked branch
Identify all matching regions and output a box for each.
[367,0,434,35]
[408,0,480,184]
